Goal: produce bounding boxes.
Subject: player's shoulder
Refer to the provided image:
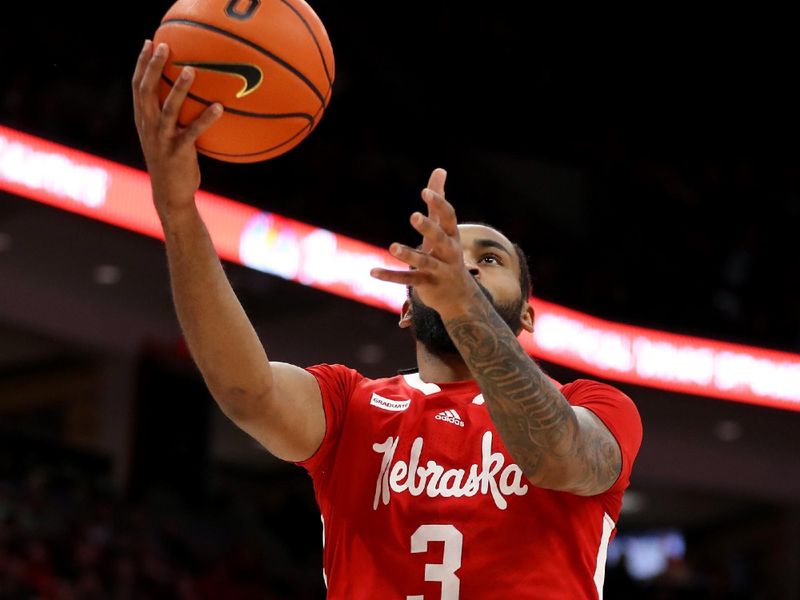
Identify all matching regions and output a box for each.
[305,362,364,381]
[560,377,636,406]
[561,378,643,442]
[305,362,410,392]
[359,370,418,394]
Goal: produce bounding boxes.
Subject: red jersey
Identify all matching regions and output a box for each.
[294,365,643,600]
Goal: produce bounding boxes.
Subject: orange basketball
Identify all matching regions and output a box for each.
[153,0,334,163]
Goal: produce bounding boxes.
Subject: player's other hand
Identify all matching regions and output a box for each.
[370,168,479,318]
[132,39,223,223]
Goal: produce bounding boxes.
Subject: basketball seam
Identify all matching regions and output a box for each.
[161,74,313,122]
[196,103,316,157]
[196,120,307,157]
[279,0,334,87]
[310,96,326,127]
[160,18,326,105]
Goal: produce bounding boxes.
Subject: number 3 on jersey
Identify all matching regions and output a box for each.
[407,524,463,600]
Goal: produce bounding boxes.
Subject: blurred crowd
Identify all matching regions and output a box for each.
[604,554,754,600]
[0,457,324,600]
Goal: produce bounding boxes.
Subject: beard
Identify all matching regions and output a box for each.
[408,282,525,356]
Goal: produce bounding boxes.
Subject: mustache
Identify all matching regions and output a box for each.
[407,279,494,302]
[411,278,494,302]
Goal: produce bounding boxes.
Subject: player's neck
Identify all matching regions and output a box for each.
[415,343,473,383]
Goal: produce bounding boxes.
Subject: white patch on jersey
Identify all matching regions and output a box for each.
[594,512,615,598]
[402,373,442,395]
[471,394,485,405]
[435,409,465,427]
[370,393,411,412]
[320,515,328,588]
[371,431,529,510]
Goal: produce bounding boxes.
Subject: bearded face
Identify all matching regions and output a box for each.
[407,282,526,356]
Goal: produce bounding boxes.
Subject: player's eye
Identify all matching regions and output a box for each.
[479,254,502,265]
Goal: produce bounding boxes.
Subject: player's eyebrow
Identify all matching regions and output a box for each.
[411,238,513,263]
[473,238,512,259]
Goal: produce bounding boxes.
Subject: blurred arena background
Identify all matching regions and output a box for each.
[2,4,800,598]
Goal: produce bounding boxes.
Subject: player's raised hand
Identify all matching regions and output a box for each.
[132,40,223,222]
[370,168,481,318]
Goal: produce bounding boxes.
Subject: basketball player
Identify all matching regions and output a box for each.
[132,40,643,599]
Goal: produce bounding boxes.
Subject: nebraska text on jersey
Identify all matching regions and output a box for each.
[372,430,529,510]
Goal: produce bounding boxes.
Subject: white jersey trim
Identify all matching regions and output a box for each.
[403,373,442,395]
[593,512,615,599]
[321,515,327,588]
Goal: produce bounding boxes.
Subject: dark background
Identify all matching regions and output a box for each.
[7,5,800,350]
[1,3,799,598]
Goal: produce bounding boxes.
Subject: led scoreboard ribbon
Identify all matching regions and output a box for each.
[2,125,799,411]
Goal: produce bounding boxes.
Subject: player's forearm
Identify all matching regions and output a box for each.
[442,289,578,483]
[160,201,274,417]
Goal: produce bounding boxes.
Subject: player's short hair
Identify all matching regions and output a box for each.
[405,222,533,301]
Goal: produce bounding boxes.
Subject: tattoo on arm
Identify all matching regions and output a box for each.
[444,292,621,495]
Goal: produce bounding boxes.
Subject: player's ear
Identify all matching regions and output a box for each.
[519,302,534,334]
[399,299,413,329]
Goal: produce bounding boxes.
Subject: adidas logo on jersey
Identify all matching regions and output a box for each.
[435,409,465,427]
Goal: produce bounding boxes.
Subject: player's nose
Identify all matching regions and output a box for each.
[463,255,480,279]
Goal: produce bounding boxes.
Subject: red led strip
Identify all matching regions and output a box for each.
[2,125,798,411]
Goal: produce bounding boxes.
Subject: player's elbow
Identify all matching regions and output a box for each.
[208,375,274,422]
[525,467,575,494]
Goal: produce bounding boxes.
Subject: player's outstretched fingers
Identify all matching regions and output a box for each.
[370,267,432,286]
[132,40,154,125]
[182,103,225,145]
[139,43,170,112]
[410,213,459,262]
[389,243,440,271]
[422,188,458,237]
[160,66,196,134]
[427,168,447,196]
